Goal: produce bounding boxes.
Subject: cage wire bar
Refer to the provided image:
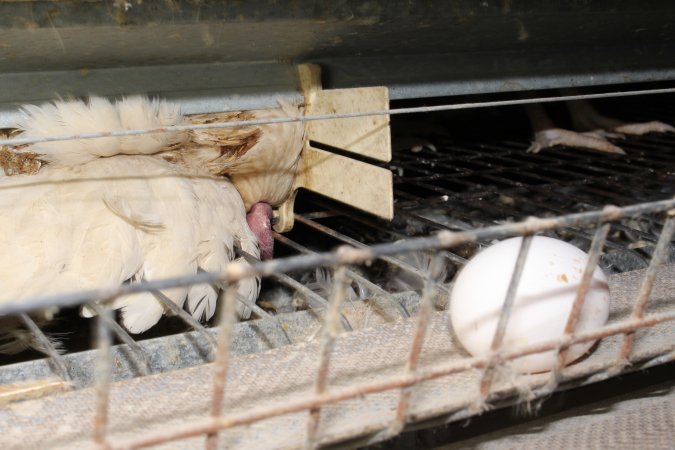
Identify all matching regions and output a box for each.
[387,252,445,439]
[617,213,675,364]
[17,313,71,382]
[479,234,534,400]
[552,223,612,385]
[306,265,350,449]
[272,232,412,319]
[0,197,673,448]
[0,92,674,448]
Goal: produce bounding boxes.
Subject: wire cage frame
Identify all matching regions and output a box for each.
[0,96,674,450]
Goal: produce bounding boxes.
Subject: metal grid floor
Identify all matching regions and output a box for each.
[0,94,674,449]
[2,95,675,379]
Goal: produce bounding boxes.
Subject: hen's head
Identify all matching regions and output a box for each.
[179,102,305,260]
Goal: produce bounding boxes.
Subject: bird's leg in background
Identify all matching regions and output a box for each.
[566,97,675,136]
[525,102,625,154]
[247,202,274,260]
[391,135,437,153]
[390,117,449,153]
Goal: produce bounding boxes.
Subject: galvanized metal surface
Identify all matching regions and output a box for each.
[0,294,421,389]
[0,264,672,449]
[1,1,675,125]
[2,1,672,72]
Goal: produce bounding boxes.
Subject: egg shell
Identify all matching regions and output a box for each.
[450,236,610,373]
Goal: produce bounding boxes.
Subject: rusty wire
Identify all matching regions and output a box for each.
[266,269,353,332]
[479,234,534,399]
[274,231,411,319]
[306,265,350,449]
[0,188,671,450]
[388,253,445,438]
[206,283,240,450]
[18,313,71,381]
[2,199,671,317]
[617,212,675,364]
[104,208,673,449]
[551,221,611,383]
[295,215,432,289]
[152,290,218,349]
[86,303,151,377]
[94,305,114,449]
[109,309,675,450]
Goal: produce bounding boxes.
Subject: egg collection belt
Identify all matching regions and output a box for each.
[1,99,675,449]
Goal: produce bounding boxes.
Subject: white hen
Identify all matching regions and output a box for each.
[0,96,304,339]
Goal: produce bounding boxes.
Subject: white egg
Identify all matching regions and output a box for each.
[450,236,610,373]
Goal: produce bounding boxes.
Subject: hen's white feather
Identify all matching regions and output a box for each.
[185,101,305,210]
[3,97,263,336]
[15,96,185,167]
[229,101,305,210]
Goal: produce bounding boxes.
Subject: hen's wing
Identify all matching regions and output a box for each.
[1,155,259,334]
[183,102,305,210]
[15,96,185,167]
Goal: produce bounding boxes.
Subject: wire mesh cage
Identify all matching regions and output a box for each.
[1,2,675,448]
[0,86,673,450]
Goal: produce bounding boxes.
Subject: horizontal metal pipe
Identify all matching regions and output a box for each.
[3,87,675,147]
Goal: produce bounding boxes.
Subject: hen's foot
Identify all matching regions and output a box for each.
[527,128,625,155]
[612,120,675,136]
[566,99,675,136]
[392,135,437,153]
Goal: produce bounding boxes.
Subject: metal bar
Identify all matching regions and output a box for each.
[344,269,411,318]
[18,313,71,381]
[234,250,295,344]
[267,269,353,332]
[274,232,410,318]
[617,211,675,363]
[294,215,433,289]
[306,265,350,450]
[466,195,607,254]
[300,204,468,269]
[94,305,113,449]
[479,234,533,398]
[388,254,444,437]
[297,198,415,240]
[151,290,217,349]
[235,293,293,345]
[267,271,329,312]
[2,199,674,316]
[111,309,675,450]
[553,221,611,380]
[5,87,675,148]
[86,303,150,377]
[401,187,649,267]
[206,284,239,450]
[446,141,661,200]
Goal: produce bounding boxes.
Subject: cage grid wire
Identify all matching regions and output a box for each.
[0,92,674,449]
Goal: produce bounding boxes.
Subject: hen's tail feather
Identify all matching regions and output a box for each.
[235,274,261,320]
[0,328,65,355]
[186,282,219,322]
[16,96,187,167]
[113,291,166,334]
